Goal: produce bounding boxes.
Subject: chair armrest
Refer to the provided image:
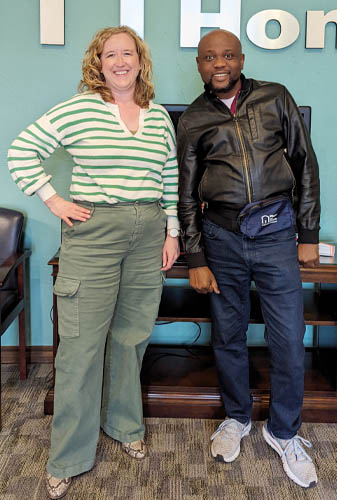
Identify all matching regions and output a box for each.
[0,249,32,287]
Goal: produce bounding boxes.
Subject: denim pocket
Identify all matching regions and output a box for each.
[54,275,81,337]
[202,218,222,240]
[257,226,296,243]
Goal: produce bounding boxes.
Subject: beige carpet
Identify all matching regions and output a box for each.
[1,363,337,500]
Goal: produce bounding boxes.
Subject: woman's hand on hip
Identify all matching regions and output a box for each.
[44,194,91,227]
[162,235,180,271]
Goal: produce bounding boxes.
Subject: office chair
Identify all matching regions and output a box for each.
[0,207,31,428]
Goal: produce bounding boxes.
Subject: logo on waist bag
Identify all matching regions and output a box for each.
[261,214,278,227]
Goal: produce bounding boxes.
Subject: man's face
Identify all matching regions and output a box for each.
[196,31,244,99]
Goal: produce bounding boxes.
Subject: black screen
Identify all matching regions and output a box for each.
[163,104,311,134]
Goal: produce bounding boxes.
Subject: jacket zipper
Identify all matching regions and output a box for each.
[234,114,252,203]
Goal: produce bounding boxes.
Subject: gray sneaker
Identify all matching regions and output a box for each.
[210,418,251,462]
[262,421,317,488]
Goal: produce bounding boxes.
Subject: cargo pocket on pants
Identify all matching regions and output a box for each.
[54,275,81,337]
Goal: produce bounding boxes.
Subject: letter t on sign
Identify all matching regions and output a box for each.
[40,0,65,45]
[180,0,241,47]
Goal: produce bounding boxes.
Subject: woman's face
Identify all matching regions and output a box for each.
[100,33,141,96]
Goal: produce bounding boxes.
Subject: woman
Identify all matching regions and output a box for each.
[8,26,179,499]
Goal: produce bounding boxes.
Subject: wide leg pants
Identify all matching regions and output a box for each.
[47,201,166,478]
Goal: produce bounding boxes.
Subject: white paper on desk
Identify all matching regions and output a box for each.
[319,242,335,257]
[319,255,335,264]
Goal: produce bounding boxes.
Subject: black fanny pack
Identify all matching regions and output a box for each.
[238,196,295,238]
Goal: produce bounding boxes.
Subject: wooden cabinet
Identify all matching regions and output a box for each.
[45,253,337,422]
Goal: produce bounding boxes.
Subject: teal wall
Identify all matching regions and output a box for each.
[1,0,337,347]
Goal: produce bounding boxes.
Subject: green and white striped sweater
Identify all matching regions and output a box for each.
[8,92,178,217]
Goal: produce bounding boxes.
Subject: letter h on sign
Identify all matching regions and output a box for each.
[180,0,241,47]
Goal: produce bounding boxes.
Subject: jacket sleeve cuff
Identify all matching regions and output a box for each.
[185,252,208,268]
[297,228,319,244]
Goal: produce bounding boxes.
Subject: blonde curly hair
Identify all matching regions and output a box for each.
[79,26,154,107]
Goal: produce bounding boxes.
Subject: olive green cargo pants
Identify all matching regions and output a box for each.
[47,201,166,478]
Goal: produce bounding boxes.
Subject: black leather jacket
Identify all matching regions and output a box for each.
[177,75,320,268]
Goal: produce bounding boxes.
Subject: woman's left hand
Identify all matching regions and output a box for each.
[162,236,180,271]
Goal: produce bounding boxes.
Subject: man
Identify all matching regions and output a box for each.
[177,29,320,488]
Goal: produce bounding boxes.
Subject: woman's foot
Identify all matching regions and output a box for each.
[122,439,147,459]
[46,473,72,499]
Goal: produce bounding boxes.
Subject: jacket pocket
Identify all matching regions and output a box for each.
[282,154,296,194]
[198,167,209,201]
[247,104,258,140]
[54,275,81,338]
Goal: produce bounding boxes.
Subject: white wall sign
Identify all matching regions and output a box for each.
[180,0,241,47]
[40,0,65,45]
[246,10,300,50]
[39,1,337,50]
[306,10,337,48]
[120,0,144,38]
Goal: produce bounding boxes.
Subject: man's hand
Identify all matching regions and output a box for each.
[189,266,220,294]
[298,243,320,268]
[162,236,180,271]
[44,194,91,227]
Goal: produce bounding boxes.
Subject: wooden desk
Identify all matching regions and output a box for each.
[45,253,337,421]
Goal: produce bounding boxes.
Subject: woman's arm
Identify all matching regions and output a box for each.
[8,110,91,225]
[160,111,180,270]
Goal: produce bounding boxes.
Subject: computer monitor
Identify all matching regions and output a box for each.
[163,104,311,135]
[163,104,187,132]
[299,106,311,134]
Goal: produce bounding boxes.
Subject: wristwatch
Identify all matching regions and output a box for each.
[167,228,179,238]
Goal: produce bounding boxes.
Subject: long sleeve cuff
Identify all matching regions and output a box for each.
[297,228,319,244]
[167,216,180,231]
[185,251,208,268]
[35,183,57,202]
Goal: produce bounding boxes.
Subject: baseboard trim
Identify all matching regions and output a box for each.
[1,346,53,364]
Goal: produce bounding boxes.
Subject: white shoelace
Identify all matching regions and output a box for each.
[210,419,242,441]
[281,435,313,463]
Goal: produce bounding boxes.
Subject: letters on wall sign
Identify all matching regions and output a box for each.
[246,10,300,50]
[39,1,337,50]
[180,0,241,47]
[120,0,145,38]
[40,0,65,45]
[306,10,337,48]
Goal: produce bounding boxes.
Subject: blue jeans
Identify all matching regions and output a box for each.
[203,218,305,439]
